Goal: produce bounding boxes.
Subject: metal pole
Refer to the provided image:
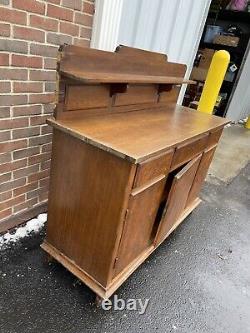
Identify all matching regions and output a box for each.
[198,50,230,115]
[245,116,250,129]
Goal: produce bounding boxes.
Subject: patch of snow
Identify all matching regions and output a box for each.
[37,213,47,223]
[0,213,47,250]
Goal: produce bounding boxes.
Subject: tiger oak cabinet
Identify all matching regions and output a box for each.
[41,45,229,299]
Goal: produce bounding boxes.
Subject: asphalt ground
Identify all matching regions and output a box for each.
[0,164,249,333]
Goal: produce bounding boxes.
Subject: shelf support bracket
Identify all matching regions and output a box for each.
[158,84,173,94]
[110,83,128,97]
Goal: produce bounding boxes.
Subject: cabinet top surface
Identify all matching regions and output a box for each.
[48,105,229,163]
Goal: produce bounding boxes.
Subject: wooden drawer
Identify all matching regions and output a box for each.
[207,128,223,148]
[133,150,173,188]
[170,134,208,171]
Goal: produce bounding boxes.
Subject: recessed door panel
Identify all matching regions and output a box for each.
[155,154,202,246]
[186,146,216,207]
[114,177,166,277]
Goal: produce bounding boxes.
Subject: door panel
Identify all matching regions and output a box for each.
[186,146,216,207]
[114,177,166,277]
[155,155,202,245]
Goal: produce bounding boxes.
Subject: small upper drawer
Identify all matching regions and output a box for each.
[133,150,173,188]
[170,134,208,171]
[207,128,223,148]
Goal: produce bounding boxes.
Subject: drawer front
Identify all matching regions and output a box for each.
[207,128,223,148]
[134,150,173,188]
[170,134,208,171]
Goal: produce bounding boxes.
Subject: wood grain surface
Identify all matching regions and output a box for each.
[59,45,191,84]
[45,129,136,287]
[48,106,229,163]
[155,155,202,245]
[42,44,228,299]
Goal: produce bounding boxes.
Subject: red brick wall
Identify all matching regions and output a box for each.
[0,0,94,222]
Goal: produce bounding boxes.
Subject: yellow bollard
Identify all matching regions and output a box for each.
[245,116,250,129]
[198,50,230,114]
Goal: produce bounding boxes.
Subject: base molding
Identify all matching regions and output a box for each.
[41,241,109,298]
[109,198,202,294]
[0,202,48,234]
[41,198,201,299]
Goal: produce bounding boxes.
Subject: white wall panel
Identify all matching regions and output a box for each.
[91,0,123,51]
[226,46,250,121]
[92,0,211,103]
[118,0,211,102]
[91,0,250,120]
[119,0,210,62]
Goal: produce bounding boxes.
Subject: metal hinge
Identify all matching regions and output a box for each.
[113,257,119,269]
[124,208,129,221]
[113,209,130,269]
[162,203,168,220]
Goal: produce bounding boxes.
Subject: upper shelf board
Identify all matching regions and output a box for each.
[58,45,195,85]
[60,70,195,85]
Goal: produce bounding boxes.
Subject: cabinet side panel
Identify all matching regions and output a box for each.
[45,129,133,287]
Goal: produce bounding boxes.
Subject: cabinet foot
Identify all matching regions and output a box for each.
[95,295,104,307]
[46,254,54,263]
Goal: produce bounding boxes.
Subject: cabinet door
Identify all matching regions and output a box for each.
[155,155,202,246]
[113,177,166,277]
[186,146,216,207]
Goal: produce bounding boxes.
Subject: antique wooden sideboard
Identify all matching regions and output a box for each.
[41,45,229,299]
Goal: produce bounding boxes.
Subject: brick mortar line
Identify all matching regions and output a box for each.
[0,103,53,109]
[0,91,56,94]
[0,26,92,37]
[0,148,51,161]
[0,0,94,219]
[0,36,91,50]
[0,168,50,186]
[0,4,94,17]
[0,193,27,205]
[0,64,57,71]
[0,134,52,143]
[0,52,47,59]
[0,93,55,97]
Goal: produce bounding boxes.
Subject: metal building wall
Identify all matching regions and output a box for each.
[119,0,209,62]
[226,46,250,121]
[92,0,210,69]
[91,0,249,120]
[118,0,211,101]
[91,0,211,102]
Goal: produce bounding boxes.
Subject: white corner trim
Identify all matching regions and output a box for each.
[177,0,212,104]
[91,0,124,51]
